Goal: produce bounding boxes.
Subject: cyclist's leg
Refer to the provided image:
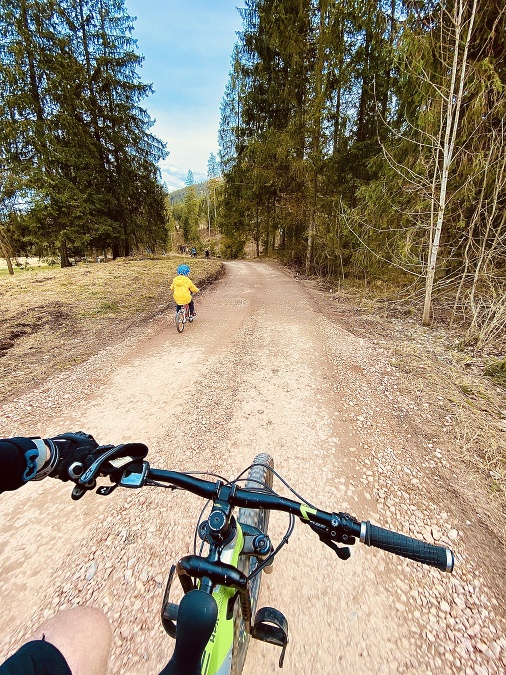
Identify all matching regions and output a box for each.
[189,299,196,316]
[14,607,111,675]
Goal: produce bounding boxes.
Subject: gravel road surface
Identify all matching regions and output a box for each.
[0,260,504,674]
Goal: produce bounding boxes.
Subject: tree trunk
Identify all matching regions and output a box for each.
[0,230,14,274]
[59,240,71,268]
[4,255,14,275]
[305,1,327,276]
[207,190,211,236]
[0,247,14,274]
[305,171,318,275]
[421,0,477,325]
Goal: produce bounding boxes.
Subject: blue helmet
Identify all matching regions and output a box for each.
[177,264,190,276]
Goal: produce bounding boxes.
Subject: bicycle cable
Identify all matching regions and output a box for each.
[234,463,319,512]
[247,513,295,581]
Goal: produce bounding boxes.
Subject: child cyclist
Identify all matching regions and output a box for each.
[170,264,199,318]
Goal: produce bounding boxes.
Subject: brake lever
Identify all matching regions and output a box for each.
[77,444,127,485]
[67,444,115,482]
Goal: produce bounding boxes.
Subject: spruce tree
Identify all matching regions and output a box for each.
[0,0,167,262]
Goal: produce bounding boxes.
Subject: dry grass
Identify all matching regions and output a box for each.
[0,255,224,402]
[312,277,506,515]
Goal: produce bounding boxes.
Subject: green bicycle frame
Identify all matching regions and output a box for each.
[201,525,245,675]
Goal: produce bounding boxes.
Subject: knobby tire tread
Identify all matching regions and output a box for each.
[230,453,274,675]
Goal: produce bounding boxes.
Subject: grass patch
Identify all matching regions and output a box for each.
[458,383,475,397]
[484,358,506,387]
[0,265,56,276]
[82,301,121,317]
[0,255,224,401]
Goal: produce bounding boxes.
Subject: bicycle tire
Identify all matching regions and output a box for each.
[175,310,185,333]
[230,453,274,675]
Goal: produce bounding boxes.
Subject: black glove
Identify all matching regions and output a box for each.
[45,431,99,481]
[44,432,147,482]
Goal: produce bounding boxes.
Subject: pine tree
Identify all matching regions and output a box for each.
[0,0,167,262]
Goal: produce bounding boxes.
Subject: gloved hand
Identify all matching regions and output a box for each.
[47,431,100,481]
[44,432,148,483]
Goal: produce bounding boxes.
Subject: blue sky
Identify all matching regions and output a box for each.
[124,1,244,192]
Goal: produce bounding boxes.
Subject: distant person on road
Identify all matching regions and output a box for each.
[205,248,210,259]
[170,264,199,318]
[191,247,197,258]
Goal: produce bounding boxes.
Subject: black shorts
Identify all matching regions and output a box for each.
[0,640,71,675]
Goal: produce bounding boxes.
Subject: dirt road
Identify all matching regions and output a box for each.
[0,260,504,674]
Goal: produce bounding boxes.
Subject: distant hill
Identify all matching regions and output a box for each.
[169,178,223,205]
[169,182,209,205]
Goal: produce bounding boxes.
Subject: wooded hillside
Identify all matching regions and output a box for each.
[0,0,168,267]
[218,0,506,346]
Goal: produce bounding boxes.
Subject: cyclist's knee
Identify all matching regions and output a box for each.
[31,606,112,675]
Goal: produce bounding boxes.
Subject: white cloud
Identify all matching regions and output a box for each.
[151,111,218,191]
[124,0,241,193]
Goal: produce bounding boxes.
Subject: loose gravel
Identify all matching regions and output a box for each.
[0,260,504,674]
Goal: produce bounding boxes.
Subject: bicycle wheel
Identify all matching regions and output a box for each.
[231,453,274,675]
[175,310,185,333]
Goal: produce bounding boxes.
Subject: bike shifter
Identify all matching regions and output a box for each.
[308,522,352,560]
[320,537,351,560]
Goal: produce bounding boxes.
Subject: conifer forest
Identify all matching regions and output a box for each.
[0,0,168,266]
[218,0,505,341]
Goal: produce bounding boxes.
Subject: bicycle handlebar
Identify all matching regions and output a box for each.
[360,522,453,572]
[146,466,454,573]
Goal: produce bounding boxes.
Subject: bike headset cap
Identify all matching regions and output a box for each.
[177,264,190,276]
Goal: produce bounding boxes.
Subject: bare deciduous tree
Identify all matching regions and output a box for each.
[422,0,478,325]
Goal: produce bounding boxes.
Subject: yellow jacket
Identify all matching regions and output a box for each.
[170,275,199,305]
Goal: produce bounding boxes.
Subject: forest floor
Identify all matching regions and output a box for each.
[308,274,506,519]
[0,256,505,674]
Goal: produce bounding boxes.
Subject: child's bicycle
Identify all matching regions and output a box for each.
[67,447,455,675]
[175,303,194,333]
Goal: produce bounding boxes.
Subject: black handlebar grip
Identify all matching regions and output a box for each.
[360,521,454,572]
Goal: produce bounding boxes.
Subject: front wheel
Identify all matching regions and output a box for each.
[231,453,274,675]
[175,310,185,333]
